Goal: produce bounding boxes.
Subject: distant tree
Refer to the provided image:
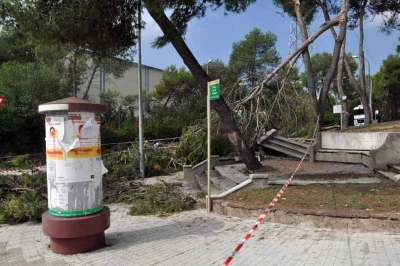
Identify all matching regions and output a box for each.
[228,28,280,87]
[273,0,348,129]
[99,90,138,144]
[0,27,35,65]
[397,37,400,54]
[0,61,69,155]
[373,54,400,121]
[148,65,206,135]
[301,52,357,100]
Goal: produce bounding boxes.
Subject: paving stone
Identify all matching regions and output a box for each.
[0,204,399,265]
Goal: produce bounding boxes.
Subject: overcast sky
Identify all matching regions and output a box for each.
[138,1,399,75]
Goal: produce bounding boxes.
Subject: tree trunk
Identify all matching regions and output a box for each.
[318,0,371,124]
[83,61,100,100]
[241,14,343,105]
[358,4,366,105]
[293,1,319,124]
[357,2,372,124]
[72,52,77,97]
[319,1,347,122]
[337,41,349,129]
[145,0,261,170]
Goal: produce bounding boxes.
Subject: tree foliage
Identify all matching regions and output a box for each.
[373,54,400,121]
[228,28,280,87]
[3,0,139,56]
[369,0,400,33]
[0,27,35,65]
[0,60,69,155]
[272,0,319,25]
[301,52,358,102]
[99,89,139,144]
[148,65,206,137]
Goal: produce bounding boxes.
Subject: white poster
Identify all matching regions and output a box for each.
[45,113,107,212]
[45,117,65,141]
[50,183,68,210]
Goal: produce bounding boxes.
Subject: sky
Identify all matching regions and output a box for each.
[138,1,399,75]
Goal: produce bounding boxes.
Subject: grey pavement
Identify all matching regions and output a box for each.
[1,204,400,266]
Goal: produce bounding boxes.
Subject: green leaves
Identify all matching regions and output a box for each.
[228,28,280,87]
[272,0,319,25]
[4,0,139,56]
[373,54,400,120]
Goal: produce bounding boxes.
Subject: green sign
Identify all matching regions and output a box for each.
[209,79,220,101]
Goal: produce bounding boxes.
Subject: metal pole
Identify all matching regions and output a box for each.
[137,2,145,178]
[340,112,343,130]
[207,81,211,212]
[365,57,372,115]
[206,59,212,75]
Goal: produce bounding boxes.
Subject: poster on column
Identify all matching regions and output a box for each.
[66,112,101,147]
[50,182,69,210]
[51,112,104,182]
[45,117,65,160]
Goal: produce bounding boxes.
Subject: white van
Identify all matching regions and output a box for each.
[353,105,365,126]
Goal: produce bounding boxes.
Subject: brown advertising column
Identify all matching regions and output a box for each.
[38,97,110,255]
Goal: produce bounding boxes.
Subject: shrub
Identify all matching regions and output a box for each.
[0,172,47,223]
[129,185,195,216]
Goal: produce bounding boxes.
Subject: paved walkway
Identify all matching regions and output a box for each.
[1,204,400,266]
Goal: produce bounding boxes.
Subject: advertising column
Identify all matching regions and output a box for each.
[45,112,107,216]
[39,97,110,255]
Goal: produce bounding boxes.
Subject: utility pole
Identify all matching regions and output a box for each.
[137,1,145,178]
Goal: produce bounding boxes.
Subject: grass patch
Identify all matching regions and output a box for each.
[225,180,400,213]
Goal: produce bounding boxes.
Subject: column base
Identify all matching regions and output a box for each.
[42,206,110,255]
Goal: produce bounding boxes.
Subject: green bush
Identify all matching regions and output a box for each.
[176,125,235,165]
[129,185,195,216]
[0,173,47,223]
[12,155,30,169]
[103,145,185,181]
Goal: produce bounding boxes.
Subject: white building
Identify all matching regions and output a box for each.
[81,61,163,102]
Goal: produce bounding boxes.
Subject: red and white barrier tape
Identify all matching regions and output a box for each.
[0,165,46,174]
[222,119,319,266]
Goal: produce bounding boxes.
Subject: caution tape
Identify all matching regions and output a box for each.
[222,118,319,266]
[0,153,45,160]
[0,165,46,175]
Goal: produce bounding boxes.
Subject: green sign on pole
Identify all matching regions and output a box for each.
[209,79,220,101]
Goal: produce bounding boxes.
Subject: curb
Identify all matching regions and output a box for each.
[213,200,400,222]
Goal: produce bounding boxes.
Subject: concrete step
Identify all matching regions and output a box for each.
[317,149,370,156]
[261,143,308,160]
[375,170,400,182]
[211,176,237,192]
[214,165,250,185]
[268,138,308,154]
[272,136,310,149]
[388,164,400,174]
[195,172,223,195]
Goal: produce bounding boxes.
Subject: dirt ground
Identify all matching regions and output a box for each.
[223,157,400,220]
[213,121,400,222]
